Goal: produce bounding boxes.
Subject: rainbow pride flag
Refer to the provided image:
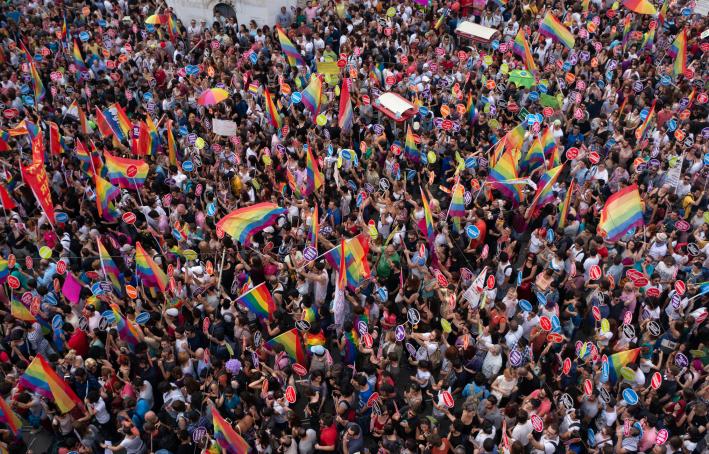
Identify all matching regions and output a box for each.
[635,100,656,140]
[93,174,121,222]
[94,107,113,138]
[337,239,347,290]
[558,180,575,229]
[104,151,149,189]
[448,181,466,231]
[28,60,46,102]
[598,184,644,242]
[216,203,286,246]
[641,28,655,51]
[530,164,564,212]
[18,355,83,413]
[102,103,131,142]
[343,329,359,364]
[322,234,371,291]
[236,283,275,319]
[338,78,354,132]
[11,299,36,323]
[166,120,178,167]
[658,0,669,25]
[542,127,559,168]
[304,330,326,347]
[266,328,306,365]
[608,348,640,383]
[211,406,250,454]
[276,25,306,67]
[0,393,22,435]
[466,93,478,124]
[75,139,104,177]
[72,40,88,73]
[308,205,319,249]
[98,238,124,297]
[420,187,435,243]
[301,75,323,119]
[669,29,687,78]
[513,30,536,72]
[303,306,318,323]
[0,259,8,284]
[305,143,323,196]
[146,116,160,155]
[539,13,575,49]
[623,0,656,14]
[521,136,545,175]
[487,147,522,206]
[264,88,283,130]
[111,304,140,349]
[135,242,169,292]
[404,126,420,163]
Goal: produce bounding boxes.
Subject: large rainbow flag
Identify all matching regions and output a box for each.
[264,88,283,130]
[513,30,536,72]
[322,234,371,291]
[521,136,545,175]
[166,120,178,167]
[343,329,359,364]
[301,75,323,119]
[18,355,83,413]
[487,147,523,206]
[608,348,641,383]
[135,242,169,292]
[558,180,575,229]
[11,299,36,323]
[236,283,276,319]
[542,127,559,168]
[72,40,88,73]
[539,13,575,49]
[104,152,149,189]
[668,29,687,78]
[98,238,124,296]
[338,78,354,132]
[419,187,435,243]
[448,181,466,231]
[305,143,324,196]
[266,328,306,365]
[529,164,564,212]
[102,103,132,142]
[0,393,22,435]
[111,304,141,349]
[0,259,8,284]
[404,126,420,163]
[598,184,644,242]
[276,25,306,67]
[93,174,121,222]
[211,406,250,454]
[216,203,286,245]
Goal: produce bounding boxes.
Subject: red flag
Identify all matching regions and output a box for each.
[48,122,62,155]
[95,107,112,138]
[0,184,16,210]
[21,160,55,225]
[31,130,45,164]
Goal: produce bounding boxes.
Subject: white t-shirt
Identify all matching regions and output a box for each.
[512,420,533,446]
[91,397,111,424]
[120,436,146,454]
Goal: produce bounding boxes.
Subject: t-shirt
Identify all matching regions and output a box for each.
[319,423,337,447]
[119,436,146,454]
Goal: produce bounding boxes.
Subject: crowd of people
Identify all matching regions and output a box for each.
[0,0,707,453]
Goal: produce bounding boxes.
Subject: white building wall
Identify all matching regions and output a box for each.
[167,0,300,28]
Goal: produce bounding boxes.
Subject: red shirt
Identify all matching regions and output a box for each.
[319,423,337,447]
[67,330,89,357]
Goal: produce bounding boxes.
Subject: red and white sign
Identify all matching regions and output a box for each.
[623,311,633,325]
[646,287,660,297]
[651,371,662,390]
[367,392,380,408]
[540,316,552,331]
[206,261,214,275]
[588,151,600,164]
[7,254,15,268]
[562,358,571,375]
[385,75,395,86]
[436,272,448,288]
[566,147,579,160]
[487,275,495,289]
[292,363,308,376]
[56,260,67,275]
[656,429,668,445]
[584,379,593,396]
[285,385,297,403]
[125,285,138,299]
[589,265,601,281]
[21,292,32,305]
[7,276,20,290]
[441,391,455,408]
[626,269,644,280]
[126,165,138,178]
[547,332,564,343]
[592,306,601,321]
[674,280,685,296]
[531,414,544,432]
[632,277,649,288]
[122,212,136,225]
[362,333,374,348]
[25,256,33,270]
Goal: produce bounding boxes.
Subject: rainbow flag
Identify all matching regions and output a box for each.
[487,147,522,206]
[558,180,575,229]
[94,107,113,138]
[135,242,169,292]
[0,259,8,284]
[635,100,656,140]
[343,329,359,364]
[301,75,323,119]
[166,120,178,167]
[236,283,275,319]
[623,0,656,14]
[11,299,36,323]
[599,184,645,242]
[211,406,250,454]
[608,348,640,383]
[338,78,354,132]
[506,123,526,152]
[266,328,306,365]
[167,14,179,42]
[303,306,318,323]
[305,143,323,196]
[521,136,545,175]
[18,355,83,413]
[404,126,420,163]
[539,13,575,49]
[641,28,655,51]
[276,25,306,67]
[264,88,283,130]
[542,127,560,168]
[93,174,120,222]
[448,181,466,231]
[658,0,669,25]
[337,239,347,290]
[98,238,124,297]
[104,151,149,189]
[28,59,46,102]
[75,139,103,176]
[102,103,132,142]
[621,15,632,49]
[434,7,449,30]
[322,234,371,291]
[420,187,435,243]
[146,116,160,155]
[529,164,564,212]
[111,304,140,349]
[216,203,286,246]
[308,205,319,249]
[466,93,478,124]
[669,29,687,78]
[0,393,22,435]
[72,40,88,73]
[304,331,326,347]
[0,130,9,152]
[513,30,536,72]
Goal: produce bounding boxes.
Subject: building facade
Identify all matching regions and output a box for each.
[167,0,299,29]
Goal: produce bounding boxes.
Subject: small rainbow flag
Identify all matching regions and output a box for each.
[102,103,132,142]
[420,187,435,243]
[0,259,8,284]
[211,406,250,454]
[166,120,178,167]
[669,29,687,78]
[266,328,306,365]
[635,100,656,140]
[276,25,306,67]
[598,184,645,242]
[303,306,318,323]
[28,60,46,102]
[236,283,275,319]
[434,7,449,30]
[448,181,466,231]
[466,93,478,124]
[98,238,124,297]
[104,151,149,189]
[529,164,564,212]
[608,348,640,383]
[216,203,286,246]
[513,30,536,72]
[641,28,655,51]
[542,127,560,168]
[135,242,169,292]
[539,13,575,49]
[301,75,323,119]
[322,234,371,291]
[343,329,359,364]
[146,116,160,155]
[11,299,36,323]
[111,304,140,349]
[95,107,113,138]
[75,139,103,177]
[658,0,669,25]
[305,143,323,196]
[558,180,575,229]
[264,88,283,130]
[304,330,326,347]
[337,239,347,290]
[93,174,121,222]
[0,391,22,435]
[338,78,354,132]
[72,40,88,73]
[404,126,420,163]
[18,355,83,413]
[308,205,319,249]
[521,136,545,175]
[623,0,656,14]
[487,147,522,206]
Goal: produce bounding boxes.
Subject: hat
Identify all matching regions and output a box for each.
[311,345,325,356]
[166,308,179,317]
[656,233,667,242]
[263,226,275,234]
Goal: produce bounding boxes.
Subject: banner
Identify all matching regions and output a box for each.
[31,130,45,164]
[316,61,340,75]
[212,119,237,136]
[21,160,55,226]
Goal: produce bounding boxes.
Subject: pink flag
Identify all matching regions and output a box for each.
[62,273,83,304]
